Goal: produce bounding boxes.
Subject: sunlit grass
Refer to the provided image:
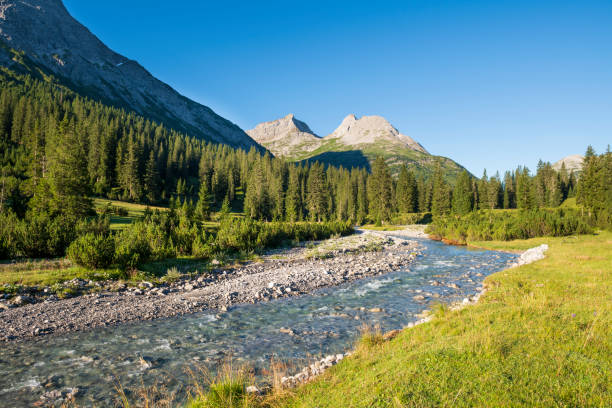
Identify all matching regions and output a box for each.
[267,231,612,407]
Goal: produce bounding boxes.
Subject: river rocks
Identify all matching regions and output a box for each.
[0,231,423,342]
[281,353,347,388]
[10,295,34,306]
[511,244,549,267]
[38,387,80,404]
[382,329,402,341]
[246,385,261,394]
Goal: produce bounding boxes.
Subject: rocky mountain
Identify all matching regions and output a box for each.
[327,114,427,154]
[248,113,466,180]
[552,154,584,173]
[246,114,322,157]
[0,0,260,150]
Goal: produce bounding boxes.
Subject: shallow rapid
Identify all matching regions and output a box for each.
[0,238,517,406]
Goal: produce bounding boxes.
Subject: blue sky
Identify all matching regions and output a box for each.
[64,0,611,176]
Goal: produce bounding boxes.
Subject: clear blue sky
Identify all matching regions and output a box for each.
[64,0,611,176]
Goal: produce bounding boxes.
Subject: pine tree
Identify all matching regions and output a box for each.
[306,162,328,221]
[396,165,417,213]
[431,162,451,216]
[502,171,515,209]
[244,160,270,220]
[144,150,159,203]
[219,194,231,220]
[516,167,534,209]
[195,180,211,221]
[452,170,473,214]
[43,117,92,217]
[285,166,302,221]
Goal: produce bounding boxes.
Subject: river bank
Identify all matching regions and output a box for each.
[0,231,518,407]
[0,230,422,342]
[265,232,611,408]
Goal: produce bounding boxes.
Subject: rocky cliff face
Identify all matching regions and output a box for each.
[248,113,428,158]
[327,114,427,153]
[0,0,260,150]
[246,114,323,157]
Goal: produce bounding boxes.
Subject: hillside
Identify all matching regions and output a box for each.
[248,113,467,180]
[0,0,261,150]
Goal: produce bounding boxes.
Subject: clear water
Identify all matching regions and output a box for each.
[0,238,517,407]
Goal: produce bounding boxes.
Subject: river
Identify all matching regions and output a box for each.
[0,237,517,406]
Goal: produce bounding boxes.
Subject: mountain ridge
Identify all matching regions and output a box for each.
[247,113,466,179]
[0,0,261,150]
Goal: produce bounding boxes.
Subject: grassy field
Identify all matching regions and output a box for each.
[93,198,169,229]
[240,231,611,407]
[0,261,124,286]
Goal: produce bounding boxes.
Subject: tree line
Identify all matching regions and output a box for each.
[0,68,609,260]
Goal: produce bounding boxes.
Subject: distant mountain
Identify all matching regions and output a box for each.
[246,114,322,157]
[0,0,261,150]
[248,113,467,180]
[553,154,584,173]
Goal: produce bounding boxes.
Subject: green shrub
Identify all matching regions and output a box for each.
[215,218,354,253]
[427,208,593,244]
[0,212,21,259]
[114,223,152,268]
[76,216,111,237]
[18,213,77,258]
[391,212,432,225]
[67,233,115,269]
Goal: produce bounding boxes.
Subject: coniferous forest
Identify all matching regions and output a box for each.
[0,69,610,267]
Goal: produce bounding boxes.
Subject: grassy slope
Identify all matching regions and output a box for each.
[273,136,467,180]
[93,198,168,230]
[270,232,612,407]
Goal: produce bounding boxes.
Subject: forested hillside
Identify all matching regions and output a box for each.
[1,68,609,263]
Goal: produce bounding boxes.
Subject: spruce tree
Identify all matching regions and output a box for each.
[431,162,451,216]
[43,117,92,217]
[195,180,211,221]
[452,170,473,214]
[144,150,159,203]
[306,162,328,221]
[395,165,417,213]
[367,157,394,224]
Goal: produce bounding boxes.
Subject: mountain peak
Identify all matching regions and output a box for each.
[553,154,584,172]
[246,114,322,157]
[328,114,428,154]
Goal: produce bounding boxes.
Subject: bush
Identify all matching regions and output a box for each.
[76,216,111,237]
[215,218,354,253]
[67,233,115,269]
[427,208,593,244]
[18,213,77,258]
[391,212,432,225]
[0,212,21,259]
[114,223,152,268]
